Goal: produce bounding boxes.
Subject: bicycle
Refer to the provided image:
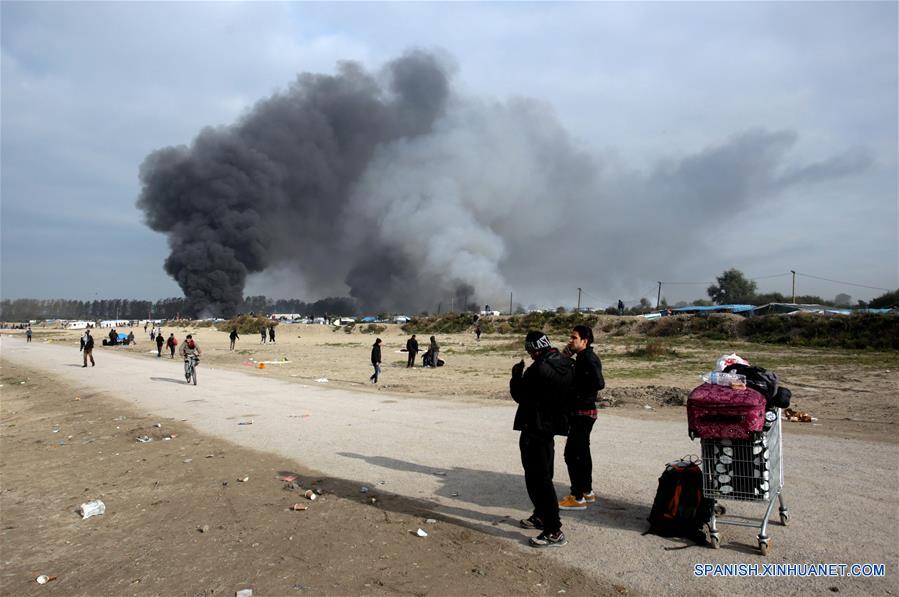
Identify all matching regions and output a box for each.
[184,354,199,385]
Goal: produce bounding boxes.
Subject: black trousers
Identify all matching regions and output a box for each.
[407,351,417,367]
[519,432,561,534]
[564,415,596,499]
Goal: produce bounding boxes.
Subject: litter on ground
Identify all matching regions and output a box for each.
[784,408,816,422]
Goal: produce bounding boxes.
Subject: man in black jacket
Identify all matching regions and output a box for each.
[406,334,418,367]
[510,331,574,548]
[369,338,382,384]
[558,325,605,511]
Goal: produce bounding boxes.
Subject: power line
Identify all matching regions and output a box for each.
[795,272,892,292]
[659,281,709,286]
[749,272,792,281]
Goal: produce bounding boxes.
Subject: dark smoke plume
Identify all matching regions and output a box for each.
[138,50,870,315]
[137,51,449,315]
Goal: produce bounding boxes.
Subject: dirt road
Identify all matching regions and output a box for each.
[2,337,896,595]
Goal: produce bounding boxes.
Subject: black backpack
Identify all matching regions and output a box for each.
[645,457,713,547]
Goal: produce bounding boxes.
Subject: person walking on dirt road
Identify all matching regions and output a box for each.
[166,333,178,359]
[80,329,95,367]
[370,338,382,384]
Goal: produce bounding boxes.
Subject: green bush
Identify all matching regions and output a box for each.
[360,324,386,334]
[218,315,277,335]
[402,312,479,334]
[642,314,739,340]
[741,313,899,350]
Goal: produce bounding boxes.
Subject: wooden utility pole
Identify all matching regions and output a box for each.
[576,288,582,313]
[509,292,513,316]
[791,270,796,304]
[656,281,662,309]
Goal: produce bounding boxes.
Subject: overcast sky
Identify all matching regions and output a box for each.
[2,1,896,309]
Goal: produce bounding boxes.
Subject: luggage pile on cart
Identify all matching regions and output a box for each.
[687,354,792,555]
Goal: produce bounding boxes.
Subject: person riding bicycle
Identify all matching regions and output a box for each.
[179,334,202,382]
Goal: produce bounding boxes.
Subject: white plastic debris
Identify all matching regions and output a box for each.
[36,575,50,584]
[360,486,369,493]
[79,499,106,519]
[236,590,253,597]
[425,518,437,524]
[414,528,428,537]
[315,378,329,383]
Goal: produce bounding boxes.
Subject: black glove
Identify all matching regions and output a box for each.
[511,359,525,379]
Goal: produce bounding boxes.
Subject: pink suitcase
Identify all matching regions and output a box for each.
[687,383,766,440]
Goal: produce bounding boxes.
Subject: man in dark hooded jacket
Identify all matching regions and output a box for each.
[510,331,575,548]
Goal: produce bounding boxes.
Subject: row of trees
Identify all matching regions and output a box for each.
[705,269,897,308]
[0,296,358,322]
[2,269,894,321]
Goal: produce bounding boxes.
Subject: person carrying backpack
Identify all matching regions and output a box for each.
[510,331,575,548]
[155,331,165,357]
[166,333,178,359]
[180,334,202,381]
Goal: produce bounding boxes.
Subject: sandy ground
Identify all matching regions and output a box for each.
[1,334,897,596]
[0,359,607,596]
[22,322,895,443]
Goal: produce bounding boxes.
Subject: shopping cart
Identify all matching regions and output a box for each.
[699,408,789,555]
